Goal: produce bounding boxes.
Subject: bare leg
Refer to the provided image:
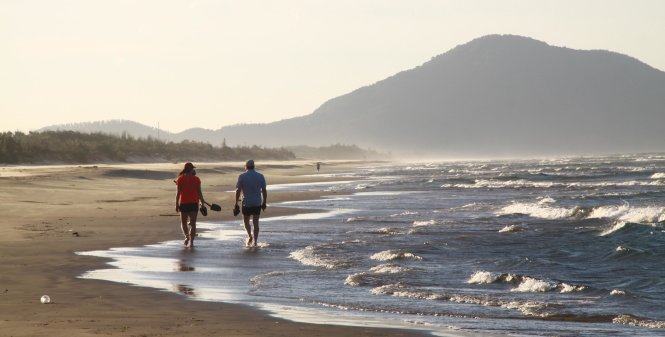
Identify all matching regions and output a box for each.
[252,214,260,246]
[188,211,198,248]
[180,213,190,246]
[243,215,253,246]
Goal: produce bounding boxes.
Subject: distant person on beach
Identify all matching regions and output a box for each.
[316,162,321,172]
[235,160,267,247]
[175,162,208,248]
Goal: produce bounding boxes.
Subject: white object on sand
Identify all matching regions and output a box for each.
[40,295,51,304]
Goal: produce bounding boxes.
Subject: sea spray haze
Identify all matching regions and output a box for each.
[80,154,665,336]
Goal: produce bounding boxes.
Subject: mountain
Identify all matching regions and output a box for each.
[38,35,665,156]
[39,120,175,141]
[217,35,665,156]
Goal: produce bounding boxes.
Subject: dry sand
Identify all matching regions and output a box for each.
[0,161,428,337]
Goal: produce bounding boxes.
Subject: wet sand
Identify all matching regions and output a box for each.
[0,161,428,337]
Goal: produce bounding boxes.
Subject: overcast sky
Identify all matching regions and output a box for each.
[2,0,664,132]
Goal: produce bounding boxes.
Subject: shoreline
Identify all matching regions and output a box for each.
[0,161,428,337]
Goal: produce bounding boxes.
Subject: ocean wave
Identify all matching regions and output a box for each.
[498,224,526,233]
[612,314,665,329]
[467,271,498,284]
[442,179,664,189]
[510,277,557,293]
[467,271,587,293]
[370,250,422,261]
[497,202,665,229]
[371,283,553,318]
[289,246,350,269]
[345,264,412,287]
[588,205,665,224]
[496,202,579,220]
[610,289,626,296]
[369,263,412,274]
[250,271,286,286]
[650,172,665,179]
[412,220,438,227]
[372,227,401,235]
[390,210,418,217]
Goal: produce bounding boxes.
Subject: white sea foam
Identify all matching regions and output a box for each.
[370,283,403,295]
[345,264,412,287]
[498,224,526,233]
[593,205,665,223]
[442,179,664,189]
[559,283,587,293]
[289,246,344,269]
[467,271,498,284]
[613,315,665,329]
[501,301,551,318]
[344,272,369,286]
[373,281,554,318]
[412,220,438,227]
[610,289,626,296]
[369,263,411,274]
[600,222,629,236]
[370,250,422,261]
[511,277,556,293]
[499,201,665,227]
[390,210,418,217]
[496,202,577,220]
[374,227,400,235]
[651,172,665,179]
[538,196,556,204]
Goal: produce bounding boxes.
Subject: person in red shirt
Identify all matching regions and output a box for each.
[175,162,208,248]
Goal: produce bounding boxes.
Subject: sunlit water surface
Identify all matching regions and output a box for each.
[79,154,665,336]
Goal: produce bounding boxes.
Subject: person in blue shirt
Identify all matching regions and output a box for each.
[235,159,267,247]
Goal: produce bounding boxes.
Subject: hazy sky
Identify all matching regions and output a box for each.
[2,0,664,132]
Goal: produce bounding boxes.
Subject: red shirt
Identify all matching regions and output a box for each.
[176,174,201,204]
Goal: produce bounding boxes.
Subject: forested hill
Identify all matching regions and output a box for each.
[0,131,295,164]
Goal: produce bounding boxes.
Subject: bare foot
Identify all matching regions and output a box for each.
[184,236,190,247]
[245,236,253,247]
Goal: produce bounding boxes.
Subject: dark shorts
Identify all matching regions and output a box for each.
[179,203,199,213]
[242,206,261,216]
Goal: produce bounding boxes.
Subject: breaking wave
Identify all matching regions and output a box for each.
[496,202,579,220]
[467,271,587,293]
[498,224,526,233]
[370,250,422,261]
[497,202,665,231]
[442,179,664,189]
[412,220,438,227]
[345,264,413,286]
[289,245,353,269]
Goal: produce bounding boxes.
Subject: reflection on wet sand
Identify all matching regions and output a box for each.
[176,259,195,272]
[175,284,196,296]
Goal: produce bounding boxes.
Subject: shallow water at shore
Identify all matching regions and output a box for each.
[79,154,665,336]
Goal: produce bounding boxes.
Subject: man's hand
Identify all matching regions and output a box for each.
[261,202,267,211]
[175,204,180,212]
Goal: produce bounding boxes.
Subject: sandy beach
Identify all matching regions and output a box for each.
[0,161,426,337]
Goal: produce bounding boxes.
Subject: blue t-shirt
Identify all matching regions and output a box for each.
[236,169,266,207]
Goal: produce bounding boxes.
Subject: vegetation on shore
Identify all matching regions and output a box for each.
[0,131,295,164]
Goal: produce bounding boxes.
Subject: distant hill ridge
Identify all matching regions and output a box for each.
[40,35,665,156]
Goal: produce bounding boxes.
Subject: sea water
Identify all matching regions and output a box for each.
[78,154,665,336]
